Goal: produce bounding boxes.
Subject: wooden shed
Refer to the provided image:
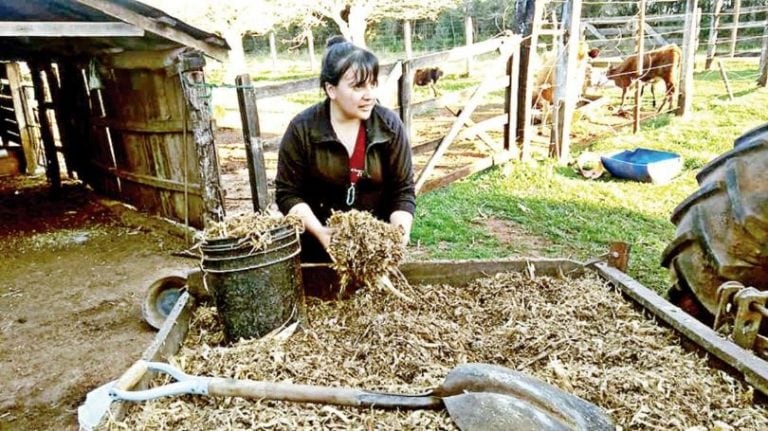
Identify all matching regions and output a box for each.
[0,0,230,228]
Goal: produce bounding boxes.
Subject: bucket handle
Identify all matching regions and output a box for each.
[201,235,300,263]
[202,247,301,274]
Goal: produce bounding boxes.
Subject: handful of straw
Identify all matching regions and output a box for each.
[326,210,412,301]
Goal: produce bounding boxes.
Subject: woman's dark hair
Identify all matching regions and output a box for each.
[320,36,379,94]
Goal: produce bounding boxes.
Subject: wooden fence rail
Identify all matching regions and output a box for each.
[706,5,768,68]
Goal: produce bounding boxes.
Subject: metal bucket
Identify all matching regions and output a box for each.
[201,226,304,342]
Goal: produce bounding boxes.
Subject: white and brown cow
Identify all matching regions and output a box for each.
[605,44,682,113]
[531,42,600,128]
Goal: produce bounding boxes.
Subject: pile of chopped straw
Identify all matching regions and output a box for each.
[202,212,303,251]
[327,210,405,295]
[110,272,768,430]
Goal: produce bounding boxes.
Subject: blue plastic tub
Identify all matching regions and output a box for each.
[600,148,682,184]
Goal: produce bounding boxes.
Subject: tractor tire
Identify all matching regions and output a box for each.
[662,122,768,321]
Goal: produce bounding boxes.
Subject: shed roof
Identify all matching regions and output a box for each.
[0,0,229,61]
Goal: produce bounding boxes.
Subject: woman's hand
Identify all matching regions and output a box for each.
[267,203,284,218]
[316,226,334,251]
[287,203,334,252]
[390,210,413,247]
[400,230,410,247]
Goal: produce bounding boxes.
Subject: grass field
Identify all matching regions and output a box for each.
[412,57,768,294]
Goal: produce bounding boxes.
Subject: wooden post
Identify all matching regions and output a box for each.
[678,0,698,118]
[548,8,561,158]
[29,62,60,193]
[551,8,558,35]
[269,31,278,74]
[5,62,37,174]
[403,20,413,60]
[464,15,473,76]
[235,74,269,212]
[514,0,544,161]
[705,0,723,70]
[607,241,631,273]
[58,62,92,182]
[552,0,583,164]
[729,0,741,58]
[758,23,768,87]
[717,59,734,100]
[695,7,703,57]
[176,51,225,225]
[398,60,413,143]
[43,63,76,178]
[307,29,316,71]
[633,0,646,134]
[504,38,521,153]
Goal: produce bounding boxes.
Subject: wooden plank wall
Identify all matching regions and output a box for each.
[97,53,205,227]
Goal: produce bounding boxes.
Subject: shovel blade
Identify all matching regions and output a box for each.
[437,363,614,431]
[445,392,572,431]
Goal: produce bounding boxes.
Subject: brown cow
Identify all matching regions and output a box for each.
[605,44,682,113]
[414,67,444,97]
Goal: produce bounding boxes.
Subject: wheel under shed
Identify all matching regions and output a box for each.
[0,0,230,228]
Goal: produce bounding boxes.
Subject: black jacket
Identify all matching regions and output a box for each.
[275,99,416,261]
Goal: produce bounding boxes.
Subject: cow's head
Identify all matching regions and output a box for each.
[430,67,444,83]
[595,64,620,88]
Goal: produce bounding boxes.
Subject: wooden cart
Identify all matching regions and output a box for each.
[94,257,768,427]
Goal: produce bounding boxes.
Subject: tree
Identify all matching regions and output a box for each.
[292,0,463,47]
[141,0,291,81]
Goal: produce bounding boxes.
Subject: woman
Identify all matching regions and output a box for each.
[275,36,416,263]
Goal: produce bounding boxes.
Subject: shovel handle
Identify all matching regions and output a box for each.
[111,361,441,410]
[208,378,441,409]
[114,360,149,391]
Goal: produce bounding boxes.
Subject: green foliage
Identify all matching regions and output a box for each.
[412,58,768,295]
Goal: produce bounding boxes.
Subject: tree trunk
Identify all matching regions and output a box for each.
[403,20,413,59]
[269,31,278,74]
[464,15,473,76]
[222,29,247,85]
[348,3,368,47]
[307,29,317,71]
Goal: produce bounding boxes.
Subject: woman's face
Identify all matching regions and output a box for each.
[326,67,377,121]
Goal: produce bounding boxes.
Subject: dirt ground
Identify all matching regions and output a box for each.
[0,176,194,431]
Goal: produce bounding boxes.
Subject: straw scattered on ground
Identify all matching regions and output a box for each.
[109,271,768,431]
[327,210,406,296]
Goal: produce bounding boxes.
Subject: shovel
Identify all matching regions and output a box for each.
[78,360,614,431]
